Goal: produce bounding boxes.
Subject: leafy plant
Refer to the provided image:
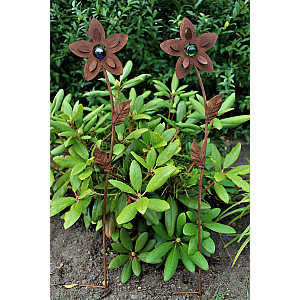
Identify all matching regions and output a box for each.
[50,59,249,284]
[108,229,156,283]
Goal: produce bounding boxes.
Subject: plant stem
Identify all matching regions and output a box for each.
[101,68,117,289]
[194,65,209,296]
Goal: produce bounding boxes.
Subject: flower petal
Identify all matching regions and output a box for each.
[183,58,190,68]
[106,57,116,68]
[84,58,102,81]
[88,18,105,43]
[104,33,128,53]
[197,55,208,65]
[103,53,123,76]
[180,18,197,41]
[196,33,218,51]
[160,39,184,57]
[69,40,92,58]
[194,52,214,73]
[89,60,98,72]
[175,56,193,79]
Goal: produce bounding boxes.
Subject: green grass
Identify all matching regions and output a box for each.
[202,261,250,300]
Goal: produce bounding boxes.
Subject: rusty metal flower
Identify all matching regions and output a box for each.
[69,18,128,81]
[160,18,218,79]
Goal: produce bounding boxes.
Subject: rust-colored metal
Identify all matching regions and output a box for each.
[161,18,221,297]
[69,18,129,289]
[69,18,128,81]
[160,17,217,79]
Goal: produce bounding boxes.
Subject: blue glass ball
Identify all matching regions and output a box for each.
[93,45,106,59]
[185,43,197,57]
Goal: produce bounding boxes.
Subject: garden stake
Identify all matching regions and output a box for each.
[69,18,129,289]
[160,17,222,297]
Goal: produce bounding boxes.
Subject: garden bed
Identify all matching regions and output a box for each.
[50,213,249,300]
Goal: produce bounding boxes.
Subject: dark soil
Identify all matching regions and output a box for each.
[50,214,249,300]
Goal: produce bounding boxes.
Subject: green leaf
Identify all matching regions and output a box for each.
[141,239,156,252]
[214,172,227,182]
[177,195,211,210]
[71,163,87,176]
[120,228,133,251]
[130,160,142,191]
[50,144,67,156]
[83,91,110,98]
[150,132,167,148]
[148,199,170,212]
[136,197,149,214]
[171,72,179,91]
[111,243,129,254]
[226,174,250,192]
[78,167,93,180]
[178,244,195,273]
[161,128,177,143]
[214,182,229,203]
[146,148,156,171]
[120,60,133,82]
[202,208,221,222]
[213,118,223,130]
[176,212,186,238]
[135,232,148,252]
[130,151,148,169]
[50,197,76,217]
[82,104,104,122]
[146,166,177,192]
[188,235,198,255]
[132,257,141,277]
[176,101,186,122]
[73,140,89,160]
[153,80,170,92]
[51,89,64,115]
[164,246,179,281]
[78,188,93,200]
[50,169,54,187]
[53,155,84,168]
[113,144,125,156]
[143,209,159,225]
[109,180,136,195]
[219,92,235,115]
[190,251,209,270]
[190,98,205,118]
[165,197,178,237]
[183,223,198,236]
[202,237,215,253]
[109,254,129,269]
[146,241,174,263]
[64,201,84,229]
[210,145,222,172]
[116,203,137,225]
[204,222,236,234]
[125,128,148,140]
[92,197,103,222]
[223,143,241,168]
[156,140,180,166]
[227,165,250,175]
[220,115,250,128]
[121,260,132,283]
[152,223,172,240]
[132,114,151,121]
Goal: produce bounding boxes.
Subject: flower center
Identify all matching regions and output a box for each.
[185,43,197,57]
[93,44,106,59]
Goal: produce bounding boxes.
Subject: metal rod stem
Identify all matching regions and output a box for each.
[101,68,116,288]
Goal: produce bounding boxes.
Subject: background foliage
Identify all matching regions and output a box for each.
[50,0,250,139]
